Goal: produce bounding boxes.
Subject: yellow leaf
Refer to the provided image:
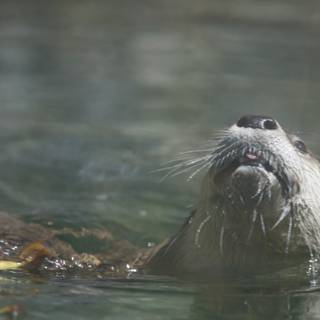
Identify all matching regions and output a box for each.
[0,261,22,270]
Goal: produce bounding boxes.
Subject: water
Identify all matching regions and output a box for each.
[0,0,320,318]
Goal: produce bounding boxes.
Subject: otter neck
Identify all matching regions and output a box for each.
[149,175,309,276]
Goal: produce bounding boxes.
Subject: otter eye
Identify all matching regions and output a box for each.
[294,140,308,154]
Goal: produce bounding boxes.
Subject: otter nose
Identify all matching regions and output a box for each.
[236,115,278,130]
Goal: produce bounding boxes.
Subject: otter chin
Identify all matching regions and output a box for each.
[146,115,320,278]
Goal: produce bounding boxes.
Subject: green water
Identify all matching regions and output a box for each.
[0,0,320,319]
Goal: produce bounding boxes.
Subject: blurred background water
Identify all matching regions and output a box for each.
[0,0,320,319]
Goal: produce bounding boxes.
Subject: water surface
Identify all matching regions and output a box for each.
[0,1,320,319]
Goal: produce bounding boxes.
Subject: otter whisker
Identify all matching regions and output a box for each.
[260,214,266,236]
[212,140,242,158]
[162,157,204,165]
[164,155,210,170]
[267,183,272,200]
[211,142,244,172]
[250,178,265,200]
[250,182,267,211]
[215,144,242,162]
[210,138,239,156]
[271,203,291,230]
[219,208,226,255]
[159,155,213,180]
[166,137,230,172]
[164,151,214,164]
[247,209,258,242]
[178,149,216,155]
[165,161,209,180]
[285,215,293,254]
[209,128,232,140]
[187,161,212,181]
[156,151,213,170]
[194,212,211,248]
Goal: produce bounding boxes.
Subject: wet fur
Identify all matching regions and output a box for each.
[147,120,320,277]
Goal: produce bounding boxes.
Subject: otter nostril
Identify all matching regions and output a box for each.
[236,116,250,128]
[262,119,277,130]
[236,115,277,130]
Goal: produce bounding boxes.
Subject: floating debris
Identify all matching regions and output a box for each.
[0,304,22,319]
[0,242,51,272]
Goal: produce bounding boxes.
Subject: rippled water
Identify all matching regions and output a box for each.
[0,0,320,319]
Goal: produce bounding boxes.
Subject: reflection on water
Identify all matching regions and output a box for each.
[0,0,320,319]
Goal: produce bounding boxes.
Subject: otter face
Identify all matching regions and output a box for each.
[207,115,318,252]
[212,115,304,200]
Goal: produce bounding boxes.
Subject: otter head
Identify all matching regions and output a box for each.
[199,115,320,261]
[148,115,320,276]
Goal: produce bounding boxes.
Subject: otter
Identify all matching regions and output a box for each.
[0,115,320,280]
[145,115,320,278]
